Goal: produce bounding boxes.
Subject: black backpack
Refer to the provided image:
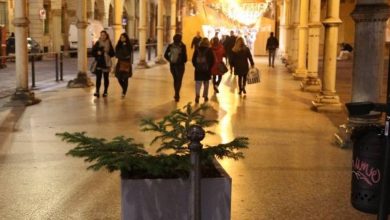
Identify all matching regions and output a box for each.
[196,49,208,72]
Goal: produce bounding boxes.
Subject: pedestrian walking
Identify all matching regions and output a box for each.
[223,30,237,73]
[115,33,133,98]
[164,33,188,102]
[266,32,279,67]
[91,30,115,98]
[231,37,254,95]
[192,37,215,103]
[191,31,202,51]
[210,37,226,93]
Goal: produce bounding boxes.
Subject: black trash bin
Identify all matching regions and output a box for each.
[350,125,390,213]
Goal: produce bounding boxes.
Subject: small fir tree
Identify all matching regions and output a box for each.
[57,103,249,179]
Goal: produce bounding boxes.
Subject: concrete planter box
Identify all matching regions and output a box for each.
[121,160,232,220]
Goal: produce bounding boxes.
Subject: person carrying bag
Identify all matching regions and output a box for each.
[115,33,133,98]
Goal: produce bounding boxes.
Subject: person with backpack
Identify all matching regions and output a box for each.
[91,31,115,98]
[231,37,254,95]
[192,37,215,103]
[164,34,188,102]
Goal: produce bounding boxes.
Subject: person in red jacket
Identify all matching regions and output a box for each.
[210,37,226,93]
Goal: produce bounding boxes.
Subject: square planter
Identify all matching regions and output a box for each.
[121,160,232,220]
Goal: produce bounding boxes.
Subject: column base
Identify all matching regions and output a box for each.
[311,94,342,112]
[334,114,382,148]
[137,60,150,69]
[67,72,94,88]
[155,57,167,64]
[8,89,41,106]
[286,63,296,73]
[300,77,321,92]
[293,68,307,80]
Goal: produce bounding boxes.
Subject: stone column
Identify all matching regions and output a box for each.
[113,0,123,44]
[11,0,40,105]
[301,0,321,92]
[312,0,342,112]
[68,0,93,88]
[335,2,390,147]
[51,6,62,53]
[351,2,390,102]
[293,0,309,79]
[170,0,177,40]
[285,0,294,64]
[287,0,299,72]
[155,0,167,64]
[138,0,149,68]
[279,0,290,60]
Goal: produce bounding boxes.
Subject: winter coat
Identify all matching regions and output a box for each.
[164,42,187,65]
[115,42,133,77]
[92,40,115,71]
[211,44,226,76]
[266,36,279,51]
[231,46,254,76]
[192,46,215,81]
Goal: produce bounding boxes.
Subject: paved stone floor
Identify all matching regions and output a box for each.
[0,56,383,219]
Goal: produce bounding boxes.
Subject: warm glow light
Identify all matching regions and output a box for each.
[210,0,271,26]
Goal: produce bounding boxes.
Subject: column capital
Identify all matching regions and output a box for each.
[308,22,322,28]
[298,25,309,29]
[12,17,30,27]
[52,9,62,16]
[76,21,89,29]
[351,4,390,22]
[322,18,342,27]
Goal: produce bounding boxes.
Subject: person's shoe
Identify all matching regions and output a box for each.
[121,93,126,98]
[103,93,108,97]
[93,93,100,98]
[174,96,180,102]
[195,96,200,103]
[243,88,247,94]
[204,97,209,102]
[214,86,219,93]
[238,90,242,95]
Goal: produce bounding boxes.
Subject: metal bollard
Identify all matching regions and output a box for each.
[55,53,59,81]
[60,52,63,81]
[31,55,36,88]
[187,125,205,220]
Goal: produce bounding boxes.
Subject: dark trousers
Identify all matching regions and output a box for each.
[170,64,185,98]
[268,49,276,67]
[95,69,109,94]
[117,76,128,95]
[213,75,222,87]
[238,75,247,91]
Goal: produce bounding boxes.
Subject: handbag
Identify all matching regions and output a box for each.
[247,67,260,84]
[217,62,228,74]
[89,60,97,73]
[115,60,132,78]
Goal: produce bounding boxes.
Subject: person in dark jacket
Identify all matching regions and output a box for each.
[223,30,237,73]
[164,34,188,102]
[231,37,254,95]
[91,30,115,98]
[266,32,279,67]
[192,37,215,103]
[191,31,202,51]
[115,33,133,98]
